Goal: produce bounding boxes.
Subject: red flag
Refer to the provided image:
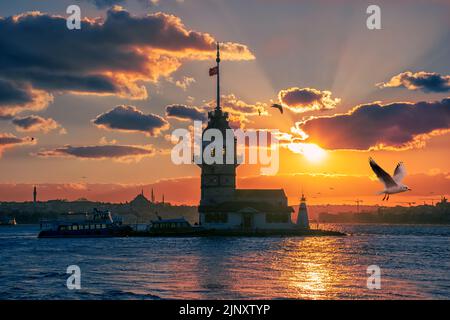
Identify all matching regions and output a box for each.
[209,66,218,76]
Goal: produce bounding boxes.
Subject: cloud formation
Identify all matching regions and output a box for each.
[278,87,340,113]
[167,76,196,91]
[37,144,156,162]
[0,133,35,156]
[292,98,450,150]
[0,80,53,117]
[165,104,206,122]
[377,71,450,93]
[93,105,169,136]
[12,115,64,133]
[0,7,254,114]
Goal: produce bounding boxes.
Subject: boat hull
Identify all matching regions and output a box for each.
[131,228,345,237]
[38,226,132,238]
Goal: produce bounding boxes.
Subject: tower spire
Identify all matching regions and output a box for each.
[216,42,221,111]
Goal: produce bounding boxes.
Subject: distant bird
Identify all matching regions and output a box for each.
[258,109,262,116]
[369,157,411,201]
[271,103,283,114]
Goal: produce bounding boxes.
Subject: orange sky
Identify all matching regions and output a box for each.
[0,1,449,206]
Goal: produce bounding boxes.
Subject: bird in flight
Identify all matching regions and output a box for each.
[369,157,411,201]
[271,103,283,114]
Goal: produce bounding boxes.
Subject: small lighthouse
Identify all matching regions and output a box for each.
[296,193,310,229]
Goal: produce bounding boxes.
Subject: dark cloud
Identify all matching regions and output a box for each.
[93,105,169,136]
[0,7,253,106]
[0,133,35,156]
[294,98,450,150]
[377,71,450,93]
[165,104,206,122]
[278,87,340,113]
[12,115,63,133]
[0,80,52,117]
[0,79,32,105]
[37,144,155,162]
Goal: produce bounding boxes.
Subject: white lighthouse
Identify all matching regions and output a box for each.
[296,193,310,229]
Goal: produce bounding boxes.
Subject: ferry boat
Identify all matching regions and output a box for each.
[0,217,17,226]
[144,217,200,236]
[38,208,132,238]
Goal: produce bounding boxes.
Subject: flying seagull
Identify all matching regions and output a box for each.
[271,103,283,114]
[369,157,411,201]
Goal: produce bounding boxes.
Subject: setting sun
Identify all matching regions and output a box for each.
[302,144,327,162]
[287,143,327,163]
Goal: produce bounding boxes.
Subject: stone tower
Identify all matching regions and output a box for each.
[296,193,310,229]
[197,43,239,206]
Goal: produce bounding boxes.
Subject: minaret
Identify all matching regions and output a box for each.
[151,188,155,203]
[33,185,37,204]
[198,42,239,207]
[162,194,165,204]
[296,193,310,229]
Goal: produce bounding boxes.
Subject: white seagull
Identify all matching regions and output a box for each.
[369,157,411,201]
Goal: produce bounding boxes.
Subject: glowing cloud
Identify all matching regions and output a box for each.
[0,7,254,104]
[278,87,340,113]
[12,115,64,133]
[293,98,450,151]
[377,71,450,93]
[0,133,36,157]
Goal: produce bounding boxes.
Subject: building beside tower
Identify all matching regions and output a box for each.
[197,43,295,230]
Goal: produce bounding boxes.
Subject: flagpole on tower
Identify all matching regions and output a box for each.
[216,42,220,111]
